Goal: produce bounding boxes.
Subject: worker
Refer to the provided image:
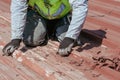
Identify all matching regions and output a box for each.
[2,0,88,57]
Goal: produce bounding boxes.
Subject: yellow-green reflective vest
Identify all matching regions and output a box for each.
[28,0,71,20]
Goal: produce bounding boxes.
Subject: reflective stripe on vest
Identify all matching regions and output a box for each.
[28,0,71,20]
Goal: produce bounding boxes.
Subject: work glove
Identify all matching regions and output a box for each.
[2,39,21,56]
[58,37,74,57]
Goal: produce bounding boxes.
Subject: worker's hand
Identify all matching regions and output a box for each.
[58,37,74,57]
[2,39,21,56]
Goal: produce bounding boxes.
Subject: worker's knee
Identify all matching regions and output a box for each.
[23,37,46,47]
[23,9,47,47]
[56,24,69,42]
[23,24,47,47]
[55,15,70,42]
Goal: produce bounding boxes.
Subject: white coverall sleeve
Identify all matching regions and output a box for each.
[65,0,88,40]
[11,0,28,40]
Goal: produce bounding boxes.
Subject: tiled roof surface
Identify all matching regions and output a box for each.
[0,0,120,80]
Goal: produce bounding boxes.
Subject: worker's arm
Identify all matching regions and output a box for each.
[58,0,88,56]
[2,0,28,56]
[65,0,88,39]
[11,0,28,39]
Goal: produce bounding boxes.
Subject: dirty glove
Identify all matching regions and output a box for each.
[58,37,74,57]
[2,39,21,56]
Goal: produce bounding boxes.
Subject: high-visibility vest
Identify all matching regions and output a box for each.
[28,0,71,20]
